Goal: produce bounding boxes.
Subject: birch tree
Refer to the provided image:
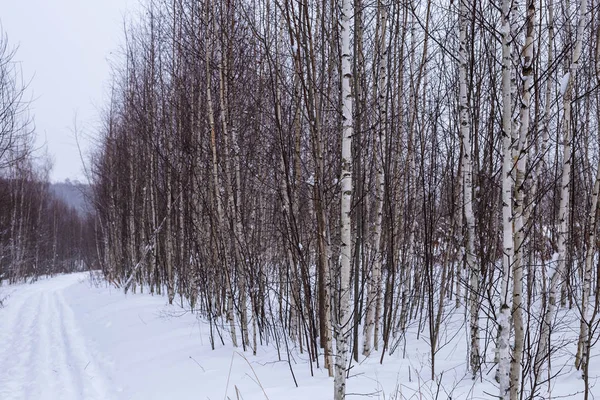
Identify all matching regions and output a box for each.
[510,1,535,397]
[575,29,600,396]
[363,0,387,358]
[497,0,514,396]
[457,0,479,377]
[205,0,238,347]
[334,0,353,396]
[535,0,588,382]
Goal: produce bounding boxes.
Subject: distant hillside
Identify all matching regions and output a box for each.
[50,180,92,215]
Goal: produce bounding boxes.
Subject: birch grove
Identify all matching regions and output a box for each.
[85,0,600,398]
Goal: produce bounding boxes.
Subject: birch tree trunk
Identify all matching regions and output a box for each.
[351,0,366,364]
[535,0,587,382]
[575,128,600,372]
[282,0,335,371]
[272,20,301,345]
[218,14,249,349]
[334,0,353,396]
[457,0,479,377]
[363,0,386,357]
[510,1,535,398]
[205,0,237,347]
[525,0,552,261]
[497,0,514,397]
[575,31,600,383]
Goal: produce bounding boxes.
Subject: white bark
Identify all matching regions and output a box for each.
[274,38,302,344]
[526,0,553,231]
[457,0,479,377]
[510,2,535,398]
[218,32,249,349]
[498,0,514,397]
[334,0,354,396]
[164,123,175,303]
[205,1,237,347]
[576,29,600,375]
[576,148,600,371]
[535,0,587,381]
[128,132,137,290]
[363,0,386,357]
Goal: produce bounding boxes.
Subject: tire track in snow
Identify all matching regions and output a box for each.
[25,292,53,400]
[50,290,84,399]
[56,290,114,399]
[0,290,37,360]
[0,284,115,400]
[0,292,43,400]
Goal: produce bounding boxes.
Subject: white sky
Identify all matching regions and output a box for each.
[1,0,138,183]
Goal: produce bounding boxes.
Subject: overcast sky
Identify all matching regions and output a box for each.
[2,0,137,183]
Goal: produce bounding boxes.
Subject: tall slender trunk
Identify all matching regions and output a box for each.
[535,0,587,382]
[334,0,353,396]
[576,30,600,384]
[497,0,514,397]
[458,0,479,377]
[205,0,237,347]
[510,1,535,398]
[363,0,386,357]
[217,9,249,348]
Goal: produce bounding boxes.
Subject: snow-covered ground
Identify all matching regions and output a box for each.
[0,273,596,399]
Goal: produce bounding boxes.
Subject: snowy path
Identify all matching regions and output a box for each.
[0,276,114,400]
[0,274,338,399]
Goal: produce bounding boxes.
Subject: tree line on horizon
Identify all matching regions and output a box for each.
[0,31,96,284]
